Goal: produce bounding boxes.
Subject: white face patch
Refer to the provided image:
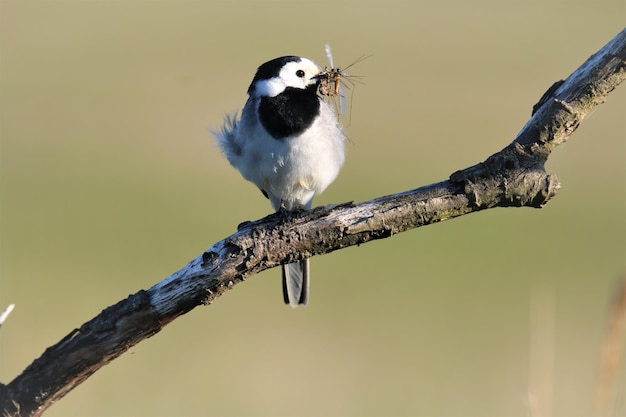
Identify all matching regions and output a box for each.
[254,77,287,98]
[254,58,321,98]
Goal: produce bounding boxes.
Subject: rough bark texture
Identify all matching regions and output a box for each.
[1,28,625,417]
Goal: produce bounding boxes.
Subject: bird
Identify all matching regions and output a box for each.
[213,55,346,307]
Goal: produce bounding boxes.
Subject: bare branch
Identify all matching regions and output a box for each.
[1,28,625,417]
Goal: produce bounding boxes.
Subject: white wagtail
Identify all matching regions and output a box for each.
[214,55,346,307]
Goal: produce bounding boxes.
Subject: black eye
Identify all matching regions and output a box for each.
[296,69,305,78]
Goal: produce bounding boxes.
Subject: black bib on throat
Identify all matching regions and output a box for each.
[258,84,321,140]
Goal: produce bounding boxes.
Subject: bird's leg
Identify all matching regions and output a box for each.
[275,201,291,221]
[276,201,309,221]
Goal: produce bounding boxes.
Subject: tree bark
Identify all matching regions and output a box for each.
[2,28,625,417]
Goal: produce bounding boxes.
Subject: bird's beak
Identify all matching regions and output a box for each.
[313,71,330,83]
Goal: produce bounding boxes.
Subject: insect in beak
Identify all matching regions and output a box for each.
[316,44,371,117]
[316,68,343,97]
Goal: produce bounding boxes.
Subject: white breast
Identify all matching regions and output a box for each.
[230,98,345,210]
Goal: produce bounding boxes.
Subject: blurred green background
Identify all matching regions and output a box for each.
[1,1,625,416]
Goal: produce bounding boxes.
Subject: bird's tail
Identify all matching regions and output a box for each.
[282,259,310,307]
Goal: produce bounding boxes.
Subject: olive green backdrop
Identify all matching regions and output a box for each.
[1,1,625,416]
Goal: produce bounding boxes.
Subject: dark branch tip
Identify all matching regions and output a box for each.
[532,80,565,115]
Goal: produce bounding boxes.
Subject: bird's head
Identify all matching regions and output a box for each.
[247,56,321,98]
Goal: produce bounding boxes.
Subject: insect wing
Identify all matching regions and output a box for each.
[339,84,347,115]
[324,44,334,69]
[323,44,348,115]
